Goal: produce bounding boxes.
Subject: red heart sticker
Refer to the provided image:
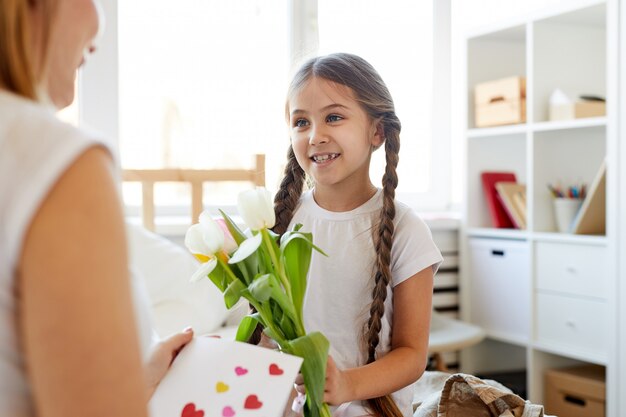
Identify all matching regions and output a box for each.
[244,394,263,410]
[182,402,205,417]
[269,363,284,375]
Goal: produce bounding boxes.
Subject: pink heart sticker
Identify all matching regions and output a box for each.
[222,406,235,417]
[234,366,248,376]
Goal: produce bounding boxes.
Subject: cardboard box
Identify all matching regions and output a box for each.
[475,76,526,127]
[550,100,606,121]
[545,365,605,417]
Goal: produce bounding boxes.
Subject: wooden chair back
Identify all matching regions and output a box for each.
[122,154,265,231]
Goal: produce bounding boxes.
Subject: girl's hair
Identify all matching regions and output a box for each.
[276,53,403,417]
[0,0,54,100]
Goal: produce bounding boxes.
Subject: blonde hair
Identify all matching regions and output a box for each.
[276,53,404,417]
[0,0,54,100]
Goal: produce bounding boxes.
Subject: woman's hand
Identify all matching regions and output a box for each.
[144,327,194,398]
[258,332,279,349]
[293,355,352,407]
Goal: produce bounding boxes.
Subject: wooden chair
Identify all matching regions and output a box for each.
[122,154,265,231]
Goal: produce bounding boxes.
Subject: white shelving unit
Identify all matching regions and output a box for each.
[459,1,620,415]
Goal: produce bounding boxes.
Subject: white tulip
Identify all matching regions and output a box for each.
[237,187,276,231]
[189,258,217,282]
[228,233,262,264]
[199,211,225,253]
[184,211,224,258]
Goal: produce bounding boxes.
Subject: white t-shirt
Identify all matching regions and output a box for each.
[290,189,443,417]
[0,90,153,417]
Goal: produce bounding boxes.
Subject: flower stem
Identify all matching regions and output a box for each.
[244,296,288,347]
[216,254,240,284]
[260,228,292,295]
[320,404,332,417]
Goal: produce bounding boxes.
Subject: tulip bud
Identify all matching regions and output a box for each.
[215,218,239,254]
[199,211,225,254]
[185,211,224,259]
[237,187,276,231]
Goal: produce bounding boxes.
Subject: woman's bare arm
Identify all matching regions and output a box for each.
[18,146,149,417]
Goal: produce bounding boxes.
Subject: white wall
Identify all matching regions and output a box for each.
[80,0,119,153]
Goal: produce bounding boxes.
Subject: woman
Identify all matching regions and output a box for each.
[0,1,191,415]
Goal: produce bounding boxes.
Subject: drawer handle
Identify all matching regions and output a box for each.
[564,395,586,407]
[491,250,505,256]
[565,266,578,274]
[565,319,576,328]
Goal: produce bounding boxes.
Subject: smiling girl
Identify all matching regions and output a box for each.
[272,53,443,417]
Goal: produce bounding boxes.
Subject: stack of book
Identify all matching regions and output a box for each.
[481,172,526,229]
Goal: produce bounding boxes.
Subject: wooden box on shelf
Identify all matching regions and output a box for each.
[475,76,526,127]
[550,100,606,121]
[545,365,605,417]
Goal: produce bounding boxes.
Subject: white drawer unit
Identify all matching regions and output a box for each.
[535,242,608,299]
[468,238,530,342]
[536,292,608,361]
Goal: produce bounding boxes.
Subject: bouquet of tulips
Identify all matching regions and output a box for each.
[184,188,331,417]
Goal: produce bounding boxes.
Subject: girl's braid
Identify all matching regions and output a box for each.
[272,145,306,236]
[365,116,400,363]
[365,118,403,417]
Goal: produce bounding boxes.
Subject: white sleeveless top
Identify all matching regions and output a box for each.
[0,90,153,416]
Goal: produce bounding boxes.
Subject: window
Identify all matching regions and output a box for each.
[117,0,290,208]
[315,0,445,209]
[87,0,451,215]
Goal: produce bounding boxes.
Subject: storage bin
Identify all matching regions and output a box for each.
[549,100,606,121]
[545,365,605,417]
[474,76,526,127]
[467,238,529,341]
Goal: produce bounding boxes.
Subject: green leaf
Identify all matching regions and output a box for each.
[219,209,247,245]
[280,232,314,323]
[278,312,297,340]
[248,274,298,323]
[235,314,260,342]
[224,279,246,308]
[233,261,251,285]
[248,274,273,302]
[287,332,330,417]
[207,260,229,292]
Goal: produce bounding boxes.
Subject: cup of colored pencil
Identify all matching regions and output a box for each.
[548,183,585,233]
[547,183,586,199]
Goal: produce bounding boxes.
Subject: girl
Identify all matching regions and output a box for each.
[275,53,443,417]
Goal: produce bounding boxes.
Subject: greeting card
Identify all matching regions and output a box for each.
[149,337,303,417]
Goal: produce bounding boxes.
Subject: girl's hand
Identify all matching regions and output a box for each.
[144,327,194,398]
[323,355,352,405]
[294,356,352,406]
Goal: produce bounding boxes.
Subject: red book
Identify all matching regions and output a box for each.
[480,172,517,228]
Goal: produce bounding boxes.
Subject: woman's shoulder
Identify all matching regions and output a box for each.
[0,90,58,129]
[0,91,110,162]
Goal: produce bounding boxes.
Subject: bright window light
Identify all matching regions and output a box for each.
[118,0,290,208]
[317,0,434,197]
